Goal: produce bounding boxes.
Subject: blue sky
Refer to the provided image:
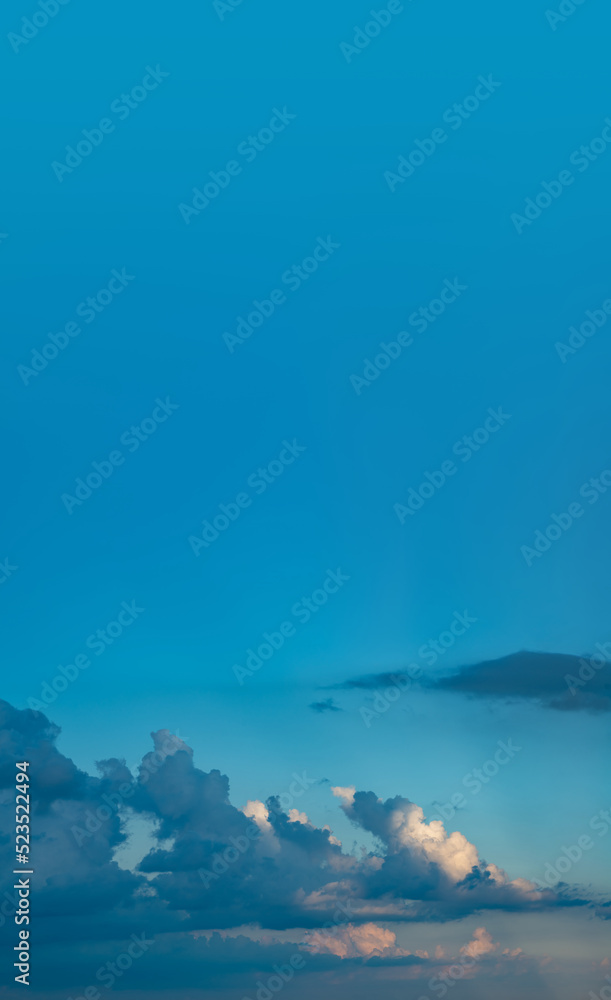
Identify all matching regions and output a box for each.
[1,0,610,997]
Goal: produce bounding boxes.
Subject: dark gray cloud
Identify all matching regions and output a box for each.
[1,927,548,1000]
[430,650,611,712]
[309,697,342,713]
[334,650,611,712]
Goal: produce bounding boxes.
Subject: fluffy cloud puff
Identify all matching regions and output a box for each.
[304,921,411,958]
[330,789,550,919]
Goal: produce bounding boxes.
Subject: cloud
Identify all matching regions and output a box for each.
[459,926,498,959]
[303,922,525,976]
[430,650,611,713]
[304,921,411,959]
[309,698,342,713]
[333,789,550,918]
[334,650,611,713]
[243,799,275,835]
[331,785,356,806]
[288,808,311,825]
[0,699,596,995]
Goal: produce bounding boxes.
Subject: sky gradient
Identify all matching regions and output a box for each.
[1,0,610,997]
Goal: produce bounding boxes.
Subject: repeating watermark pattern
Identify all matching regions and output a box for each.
[588,975,611,1000]
[340,2,405,63]
[418,610,479,666]
[244,900,354,1000]
[359,610,478,726]
[267,771,319,815]
[350,278,467,394]
[61,397,179,514]
[129,731,190,783]
[66,933,154,998]
[178,107,296,224]
[384,76,502,192]
[26,600,144,712]
[199,772,319,887]
[213,0,248,20]
[0,558,18,584]
[223,237,341,352]
[358,669,422,727]
[243,952,306,1000]
[188,439,306,555]
[520,466,611,566]
[432,739,522,822]
[71,731,186,846]
[416,933,496,1000]
[51,67,170,182]
[534,863,601,938]
[8,0,73,54]
[393,408,511,522]
[555,295,611,362]
[0,889,23,931]
[534,804,611,887]
[546,0,588,31]
[198,823,261,887]
[564,643,611,696]
[17,269,135,386]
[511,175,574,234]
[511,118,611,234]
[233,569,350,684]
